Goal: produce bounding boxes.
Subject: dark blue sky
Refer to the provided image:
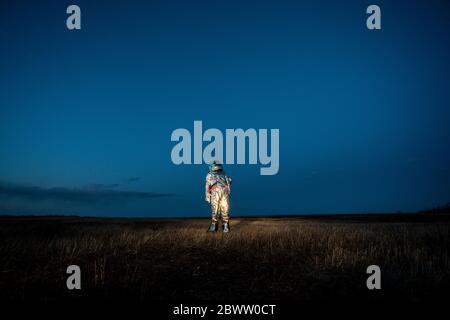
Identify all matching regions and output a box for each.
[1,0,449,216]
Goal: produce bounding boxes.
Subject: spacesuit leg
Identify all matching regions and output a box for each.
[220,192,230,223]
[210,190,221,224]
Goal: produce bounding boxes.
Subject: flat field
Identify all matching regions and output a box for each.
[1,214,449,302]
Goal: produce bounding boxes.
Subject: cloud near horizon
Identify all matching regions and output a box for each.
[0,181,174,215]
[123,177,141,184]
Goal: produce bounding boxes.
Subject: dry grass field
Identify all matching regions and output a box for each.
[1,215,450,302]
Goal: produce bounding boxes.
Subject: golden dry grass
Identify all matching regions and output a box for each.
[1,216,449,301]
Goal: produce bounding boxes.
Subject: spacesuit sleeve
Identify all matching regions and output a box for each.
[205,173,212,201]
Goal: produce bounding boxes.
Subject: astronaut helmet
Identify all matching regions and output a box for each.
[209,161,223,172]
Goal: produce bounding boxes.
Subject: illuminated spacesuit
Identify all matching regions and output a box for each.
[205,161,232,232]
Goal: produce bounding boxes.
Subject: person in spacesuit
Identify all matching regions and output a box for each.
[205,161,232,232]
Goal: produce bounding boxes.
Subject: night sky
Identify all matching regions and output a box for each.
[1,0,450,216]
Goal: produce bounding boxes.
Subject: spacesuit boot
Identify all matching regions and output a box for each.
[223,222,230,233]
[207,222,218,232]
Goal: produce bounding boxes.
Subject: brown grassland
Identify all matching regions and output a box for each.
[0,214,450,302]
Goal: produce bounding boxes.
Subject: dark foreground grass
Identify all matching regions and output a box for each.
[1,215,450,302]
